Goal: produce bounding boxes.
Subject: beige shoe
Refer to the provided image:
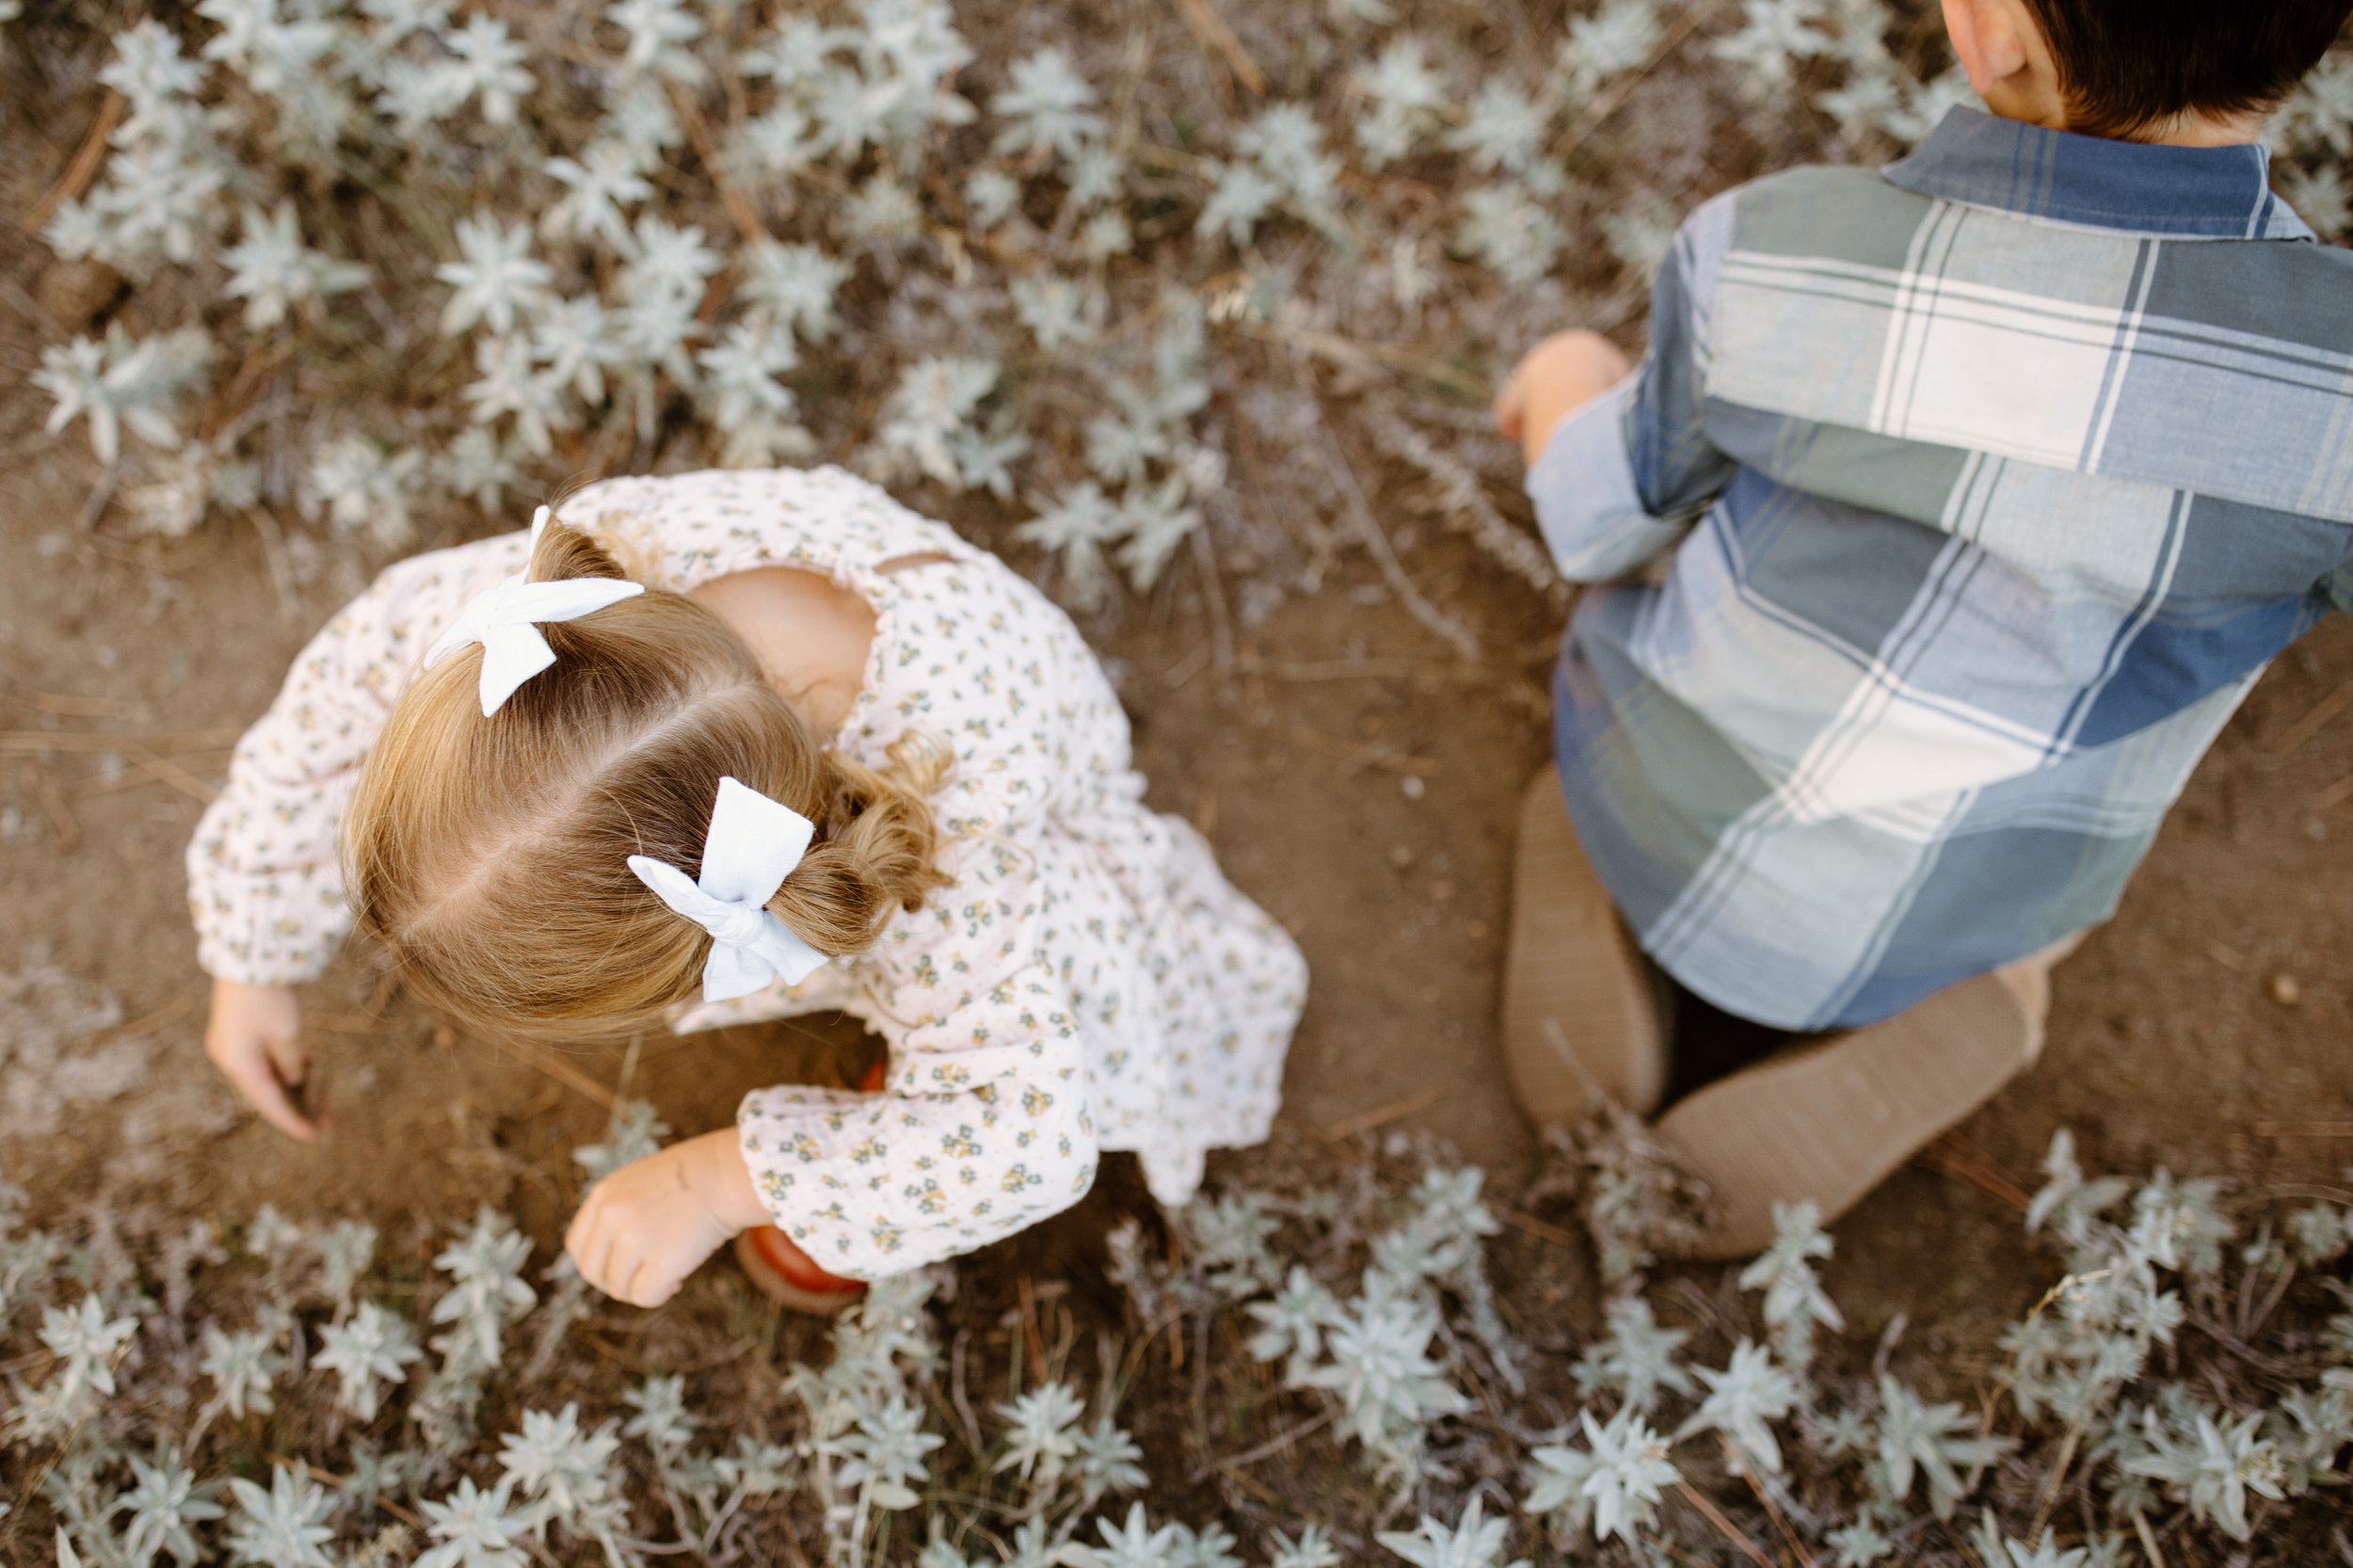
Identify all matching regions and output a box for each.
[1657,947,2069,1261]
[1500,767,1668,1125]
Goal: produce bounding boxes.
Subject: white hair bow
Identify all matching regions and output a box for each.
[627,776,830,1002]
[424,507,645,715]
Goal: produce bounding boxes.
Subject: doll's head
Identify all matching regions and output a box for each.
[345,517,949,1043]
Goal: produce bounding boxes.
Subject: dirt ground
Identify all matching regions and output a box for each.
[4,107,2351,1405]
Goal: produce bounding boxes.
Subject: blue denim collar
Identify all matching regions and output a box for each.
[1884,106,2315,241]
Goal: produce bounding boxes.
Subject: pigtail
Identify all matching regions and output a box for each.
[526,509,632,584]
[770,732,954,955]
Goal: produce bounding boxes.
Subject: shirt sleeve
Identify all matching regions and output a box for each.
[1528,190,1739,581]
[735,840,1099,1278]
[184,541,512,985]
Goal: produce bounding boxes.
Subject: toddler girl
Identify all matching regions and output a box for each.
[191,467,1306,1310]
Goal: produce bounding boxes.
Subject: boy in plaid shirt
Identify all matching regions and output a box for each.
[1495,0,2353,1255]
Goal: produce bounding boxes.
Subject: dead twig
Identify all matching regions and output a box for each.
[1190,1407,1333,1482]
[1674,1479,1777,1568]
[483,1034,620,1112]
[27,764,81,850]
[664,82,769,251]
[1913,1129,2033,1213]
[1501,1208,1577,1249]
[1169,0,1267,94]
[88,992,198,1047]
[1284,723,1437,777]
[0,727,243,753]
[1316,429,1482,662]
[27,90,124,233]
[1319,1086,1446,1141]
[1239,316,1489,402]
[2268,679,2353,754]
[1233,654,1488,685]
[123,744,219,805]
[1723,1436,1817,1568]
[1550,11,1705,165]
[1190,517,1238,685]
[23,691,143,719]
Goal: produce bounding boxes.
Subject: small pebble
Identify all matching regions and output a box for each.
[1390,844,1416,870]
[1466,920,1490,939]
[2270,973,2301,1007]
[1401,775,1426,801]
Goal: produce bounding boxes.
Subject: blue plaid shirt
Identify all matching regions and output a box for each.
[1535,107,2353,1032]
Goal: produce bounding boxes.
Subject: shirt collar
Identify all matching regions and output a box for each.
[1884,106,2315,242]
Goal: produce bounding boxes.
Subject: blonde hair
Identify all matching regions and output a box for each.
[346,517,951,1043]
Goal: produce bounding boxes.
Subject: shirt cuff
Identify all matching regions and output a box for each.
[1526,376,1682,582]
[188,868,344,987]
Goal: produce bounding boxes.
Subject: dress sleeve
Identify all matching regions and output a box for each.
[1528,188,1740,581]
[184,542,511,985]
[734,840,1099,1278]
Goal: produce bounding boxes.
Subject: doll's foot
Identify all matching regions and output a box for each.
[734,1226,869,1316]
[1656,953,2064,1261]
[1500,766,1668,1124]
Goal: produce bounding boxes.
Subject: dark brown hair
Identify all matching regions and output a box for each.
[346,518,950,1042]
[2021,0,2351,139]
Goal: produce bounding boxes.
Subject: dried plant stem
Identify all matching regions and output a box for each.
[1233,653,1488,684]
[1283,722,1436,777]
[2131,1508,2169,1568]
[1500,1208,1578,1249]
[124,744,219,804]
[0,728,242,753]
[1721,1436,1817,1568]
[1317,429,1481,661]
[1913,1130,2033,1213]
[1190,518,1237,684]
[1319,1085,1446,1140]
[664,82,770,250]
[2266,678,2353,753]
[1190,1406,1334,1481]
[2028,1417,2085,1541]
[1241,316,1489,402]
[1675,1479,1777,1568]
[1170,0,1267,94]
[484,1033,620,1111]
[1551,10,1708,166]
[26,89,123,233]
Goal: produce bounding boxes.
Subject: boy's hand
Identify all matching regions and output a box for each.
[1495,329,1635,468]
[205,979,323,1141]
[567,1130,770,1308]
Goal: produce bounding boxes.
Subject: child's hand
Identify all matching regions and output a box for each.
[566,1130,770,1308]
[204,979,323,1141]
[1494,329,1635,468]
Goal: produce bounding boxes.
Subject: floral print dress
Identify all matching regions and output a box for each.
[187,467,1308,1277]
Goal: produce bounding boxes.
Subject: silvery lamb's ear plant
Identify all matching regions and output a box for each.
[8,1,2353,1559]
[5,1126,2353,1563]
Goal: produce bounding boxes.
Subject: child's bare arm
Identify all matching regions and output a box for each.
[204,980,321,1141]
[567,1130,771,1307]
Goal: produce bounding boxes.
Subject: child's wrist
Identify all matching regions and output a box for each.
[684,1129,771,1233]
